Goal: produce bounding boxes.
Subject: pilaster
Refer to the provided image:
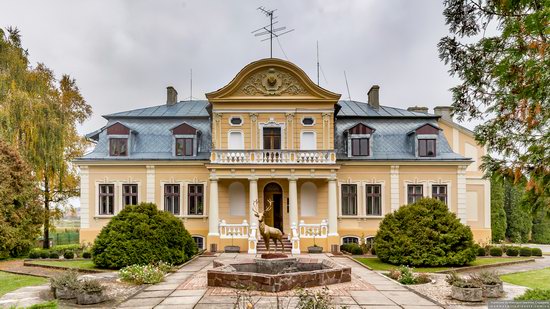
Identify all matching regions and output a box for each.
[146,165,155,203]
[79,166,89,229]
[457,165,467,223]
[390,165,400,211]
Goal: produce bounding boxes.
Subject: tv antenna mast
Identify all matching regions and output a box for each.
[252,7,294,58]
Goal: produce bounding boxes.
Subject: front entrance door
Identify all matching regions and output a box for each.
[263,182,284,234]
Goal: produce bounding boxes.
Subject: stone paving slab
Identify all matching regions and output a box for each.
[144,283,180,291]
[349,290,395,305]
[118,297,164,308]
[169,289,207,297]
[381,290,437,306]
[133,290,173,298]
[157,295,203,305]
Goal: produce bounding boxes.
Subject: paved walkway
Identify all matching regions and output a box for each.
[0,284,50,308]
[118,253,442,309]
[0,260,63,278]
[465,256,550,276]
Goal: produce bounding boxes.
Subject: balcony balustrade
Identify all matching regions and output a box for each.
[211,150,336,164]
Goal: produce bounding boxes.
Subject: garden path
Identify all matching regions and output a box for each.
[118,253,443,309]
[464,256,550,276]
[0,260,63,278]
[0,284,50,308]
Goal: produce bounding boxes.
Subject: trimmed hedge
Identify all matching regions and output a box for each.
[519,247,532,257]
[489,247,503,256]
[475,245,486,256]
[82,251,92,259]
[63,250,75,259]
[29,251,40,259]
[506,247,519,257]
[49,252,59,259]
[374,198,476,266]
[92,203,197,269]
[531,248,543,257]
[340,243,363,255]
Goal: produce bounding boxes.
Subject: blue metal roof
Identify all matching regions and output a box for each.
[337,100,438,118]
[103,100,209,118]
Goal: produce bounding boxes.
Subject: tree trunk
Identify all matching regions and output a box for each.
[43,174,50,249]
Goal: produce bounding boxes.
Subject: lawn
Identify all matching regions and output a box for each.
[0,271,48,297]
[501,267,550,289]
[27,259,98,270]
[355,257,531,273]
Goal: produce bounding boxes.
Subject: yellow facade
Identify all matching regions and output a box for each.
[77,58,491,252]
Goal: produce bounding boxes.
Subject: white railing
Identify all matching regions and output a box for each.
[211,150,336,164]
[219,219,249,239]
[290,222,301,254]
[248,223,258,254]
[298,219,328,238]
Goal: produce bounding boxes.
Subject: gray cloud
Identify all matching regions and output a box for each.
[1,0,471,134]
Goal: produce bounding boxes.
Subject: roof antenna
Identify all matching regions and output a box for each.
[252,7,294,58]
[344,71,352,101]
[316,41,320,86]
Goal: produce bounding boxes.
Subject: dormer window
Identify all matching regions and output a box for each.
[418,139,436,157]
[109,138,128,156]
[346,123,375,157]
[171,122,200,157]
[106,122,131,157]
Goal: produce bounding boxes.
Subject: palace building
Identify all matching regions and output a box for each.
[75,58,491,253]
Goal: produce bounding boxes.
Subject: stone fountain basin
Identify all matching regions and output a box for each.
[207,257,351,292]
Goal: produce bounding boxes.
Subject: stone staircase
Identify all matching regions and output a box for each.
[257,238,292,253]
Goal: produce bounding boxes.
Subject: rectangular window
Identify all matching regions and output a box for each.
[366,184,382,216]
[122,184,138,207]
[188,184,204,215]
[98,184,114,215]
[432,185,448,205]
[228,131,244,150]
[407,185,423,204]
[341,184,357,216]
[109,138,128,156]
[300,132,316,150]
[176,138,193,156]
[418,139,436,157]
[351,138,369,156]
[263,127,281,150]
[164,184,180,215]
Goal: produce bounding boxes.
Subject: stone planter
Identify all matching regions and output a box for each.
[224,245,240,253]
[54,287,77,299]
[482,283,503,298]
[450,286,483,302]
[307,246,323,253]
[77,291,104,305]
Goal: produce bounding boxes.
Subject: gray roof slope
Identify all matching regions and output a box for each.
[104,100,209,118]
[337,100,438,118]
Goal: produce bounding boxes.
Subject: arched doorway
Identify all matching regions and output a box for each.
[263,182,283,233]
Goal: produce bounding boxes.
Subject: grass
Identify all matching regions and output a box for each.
[0,271,48,297]
[501,267,550,289]
[27,259,98,270]
[355,257,531,273]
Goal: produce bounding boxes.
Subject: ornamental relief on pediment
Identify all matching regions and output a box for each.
[236,68,309,96]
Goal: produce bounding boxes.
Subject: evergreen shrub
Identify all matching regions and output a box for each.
[82,251,92,259]
[92,203,197,269]
[489,247,503,256]
[63,250,74,259]
[374,198,476,266]
[519,247,532,257]
[506,247,519,257]
[49,252,59,259]
[531,248,542,257]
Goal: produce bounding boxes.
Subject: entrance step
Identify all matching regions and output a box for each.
[256,239,293,253]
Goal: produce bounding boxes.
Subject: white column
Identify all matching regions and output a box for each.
[390,165,400,211]
[249,178,258,227]
[208,178,219,236]
[289,179,298,227]
[79,166,89,229]
[328,178,338,236]
[146,165,155,203]
[457,166,467,224]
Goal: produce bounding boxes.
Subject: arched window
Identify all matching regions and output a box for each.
[342,236,360,245]
[300,182,317,216]
[229,182,246,216]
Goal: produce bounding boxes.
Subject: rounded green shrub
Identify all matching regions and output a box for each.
[40,251,49,259]
[476,246,486,256]
[531,248,543,257]
[374,198,476,266]
[63,250,75,259]
[82,251,92,259]
[28,250,40,259]
[489,247,503,256]
[506,247,519,257]
[49,252,59,259]
[92,203,197,269]
[519,247,532,257]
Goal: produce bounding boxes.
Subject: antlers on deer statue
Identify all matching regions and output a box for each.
[252,199,284,252]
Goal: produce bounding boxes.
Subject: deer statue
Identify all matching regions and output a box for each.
[252,199,284,252]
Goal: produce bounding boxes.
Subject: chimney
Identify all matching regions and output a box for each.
[434,106,453,121]
[367,85,380,110]
[407,106,429,114]
[166,86,178,106]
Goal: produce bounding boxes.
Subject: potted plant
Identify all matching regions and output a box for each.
[224,231,240,253]
[471,270,503,298]
[77,279,105,305]
[307,228,323,253]
[446,272,483,302]
[50,270,80,300]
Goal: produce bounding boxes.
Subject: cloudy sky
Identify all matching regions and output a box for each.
[1,0,466,134]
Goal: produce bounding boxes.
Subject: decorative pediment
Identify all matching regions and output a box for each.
[106,122,130,135]
[206,58,340,102]
[171,122,198,135]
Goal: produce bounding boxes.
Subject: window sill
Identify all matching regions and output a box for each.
[338,215,384,219]
[179,215,207,219]
[94,215,114,219]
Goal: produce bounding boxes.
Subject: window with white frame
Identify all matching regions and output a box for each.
[192,236,205,250]
[188,184,204,215]
[122,184,138,207]
[98,184,115,215]
[176,138,193,156]
[164,184,180,215]
[432,185,448,205]
[228,131,244,150]
[407,185,423,204]
[300,132,316,150]
[365,184,382,216]
[351,138,369,156]
[342,236,359,244]
[341,184,357,216]
[109,138,128,156]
